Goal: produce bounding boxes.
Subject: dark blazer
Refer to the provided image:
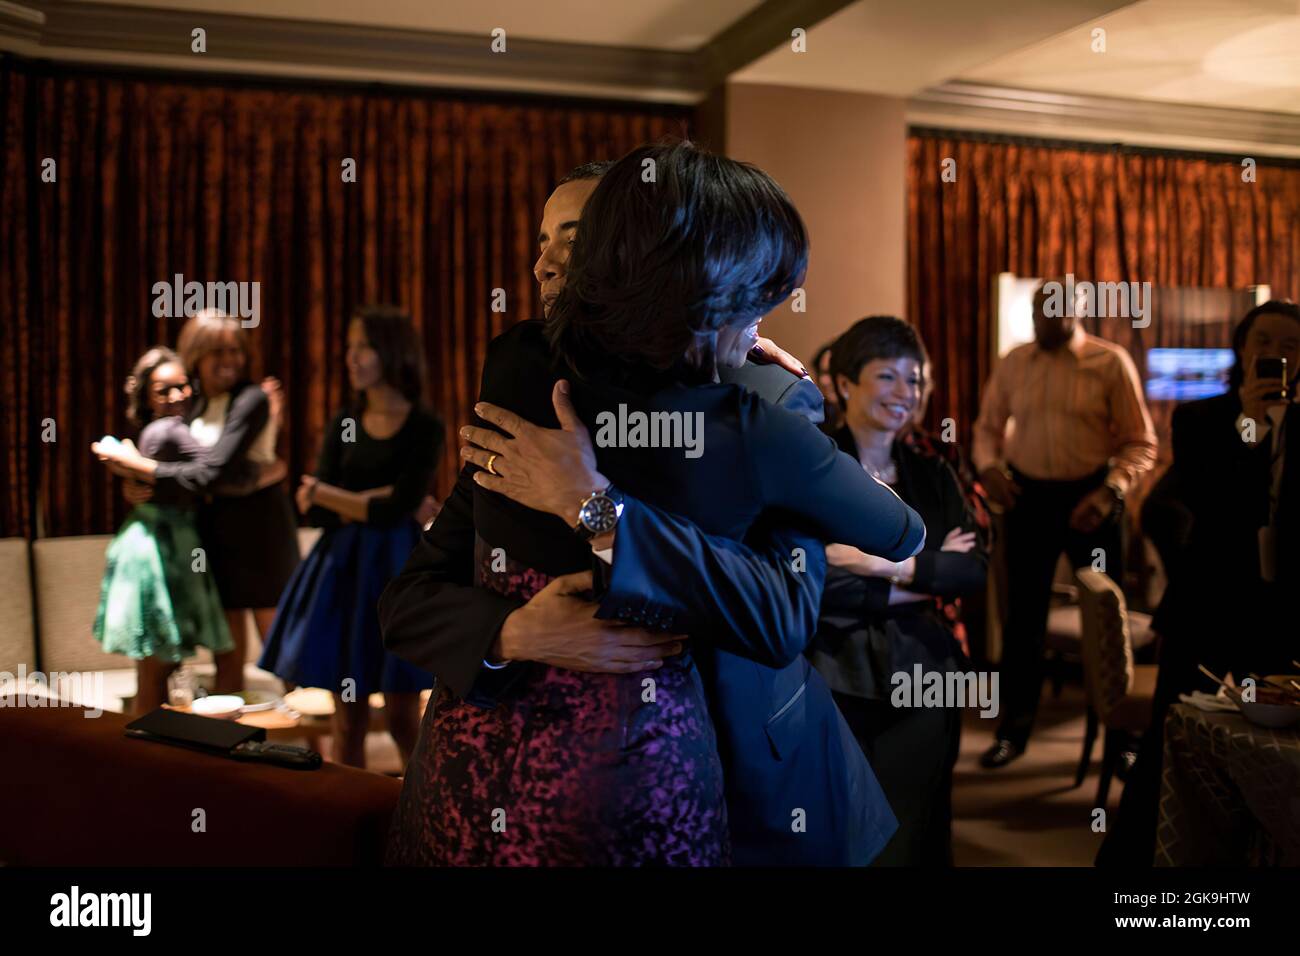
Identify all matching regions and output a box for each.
[597,370,899,866]
[720,360,825,426]
[1279,403,1299,589]
[1150,392,1294,683]
[381,321,925,865]
[810,429,987,701]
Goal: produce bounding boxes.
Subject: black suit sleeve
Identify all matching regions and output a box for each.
[153,386,268,494]
[378,463,523,700]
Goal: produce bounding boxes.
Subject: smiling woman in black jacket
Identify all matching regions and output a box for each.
[809,316,988,867]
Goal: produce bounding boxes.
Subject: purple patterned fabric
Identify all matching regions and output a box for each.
[385,537,730,866]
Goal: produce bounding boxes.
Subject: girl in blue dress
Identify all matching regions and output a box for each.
[259,306,443,768]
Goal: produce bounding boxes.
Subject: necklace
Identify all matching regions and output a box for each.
[862,458,896,483]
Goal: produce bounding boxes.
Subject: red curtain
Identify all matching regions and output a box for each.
[906,130,1300,451]
[0,56,691,538]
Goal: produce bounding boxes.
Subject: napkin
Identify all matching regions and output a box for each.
[1177,690,1238,713]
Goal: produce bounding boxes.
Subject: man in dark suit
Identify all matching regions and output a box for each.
[1151,300,1299,690]
[380,163,895,864]
[1098,299,1299,866]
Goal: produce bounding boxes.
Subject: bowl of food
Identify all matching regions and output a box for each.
[282,687,334,717]
[1237,684,1300,729]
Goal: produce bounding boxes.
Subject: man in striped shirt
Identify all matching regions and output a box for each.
[973,280,1157,767]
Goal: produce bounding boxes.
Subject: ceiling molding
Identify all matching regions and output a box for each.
[3,0,701,101]
[907,81,1300,159]
[0,0,852,103]
[0,0,44,43]
[695,0,854,89]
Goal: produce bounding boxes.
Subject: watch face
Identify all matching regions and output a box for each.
[580,494,620,533]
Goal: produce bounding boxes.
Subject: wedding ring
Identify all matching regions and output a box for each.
[486,453,500,476]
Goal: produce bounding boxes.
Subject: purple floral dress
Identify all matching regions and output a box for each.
[385,537,730,866]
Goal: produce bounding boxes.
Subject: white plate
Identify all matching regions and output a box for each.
[191,695,245,719]
[232,690,280,713]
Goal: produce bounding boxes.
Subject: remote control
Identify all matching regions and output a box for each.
[229,740,323,770]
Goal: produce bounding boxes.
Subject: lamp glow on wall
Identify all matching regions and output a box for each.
[993,272,1040,359]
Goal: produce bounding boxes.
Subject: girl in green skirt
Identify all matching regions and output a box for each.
[92,348,233,712]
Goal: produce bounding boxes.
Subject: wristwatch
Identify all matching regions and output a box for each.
[572,484,625,541]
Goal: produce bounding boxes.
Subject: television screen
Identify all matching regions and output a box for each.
[1145,347,1234,401]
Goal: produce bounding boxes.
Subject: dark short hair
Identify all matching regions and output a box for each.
[351,304,426,406]
[1229,299,1300,388]
[546,139,808,380]
[829,316,928,408]
[557,161,615,186]
[125,346,185,428]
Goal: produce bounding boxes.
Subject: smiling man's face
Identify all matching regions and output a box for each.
[533,177,601,317]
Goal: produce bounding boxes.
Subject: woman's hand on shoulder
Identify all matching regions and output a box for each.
[750,337,809,378]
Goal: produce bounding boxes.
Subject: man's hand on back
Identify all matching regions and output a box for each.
[493,571,684,674]
[462,380,607,525]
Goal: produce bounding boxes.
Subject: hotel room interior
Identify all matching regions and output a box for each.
[0,0,1296,888]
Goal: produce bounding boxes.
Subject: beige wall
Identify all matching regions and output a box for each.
[724,83,907,368]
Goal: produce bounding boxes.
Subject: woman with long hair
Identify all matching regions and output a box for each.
[258,306,443,768]
[386,141,926,866]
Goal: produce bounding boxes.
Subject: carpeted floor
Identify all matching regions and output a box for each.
[953,682,1115,866]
